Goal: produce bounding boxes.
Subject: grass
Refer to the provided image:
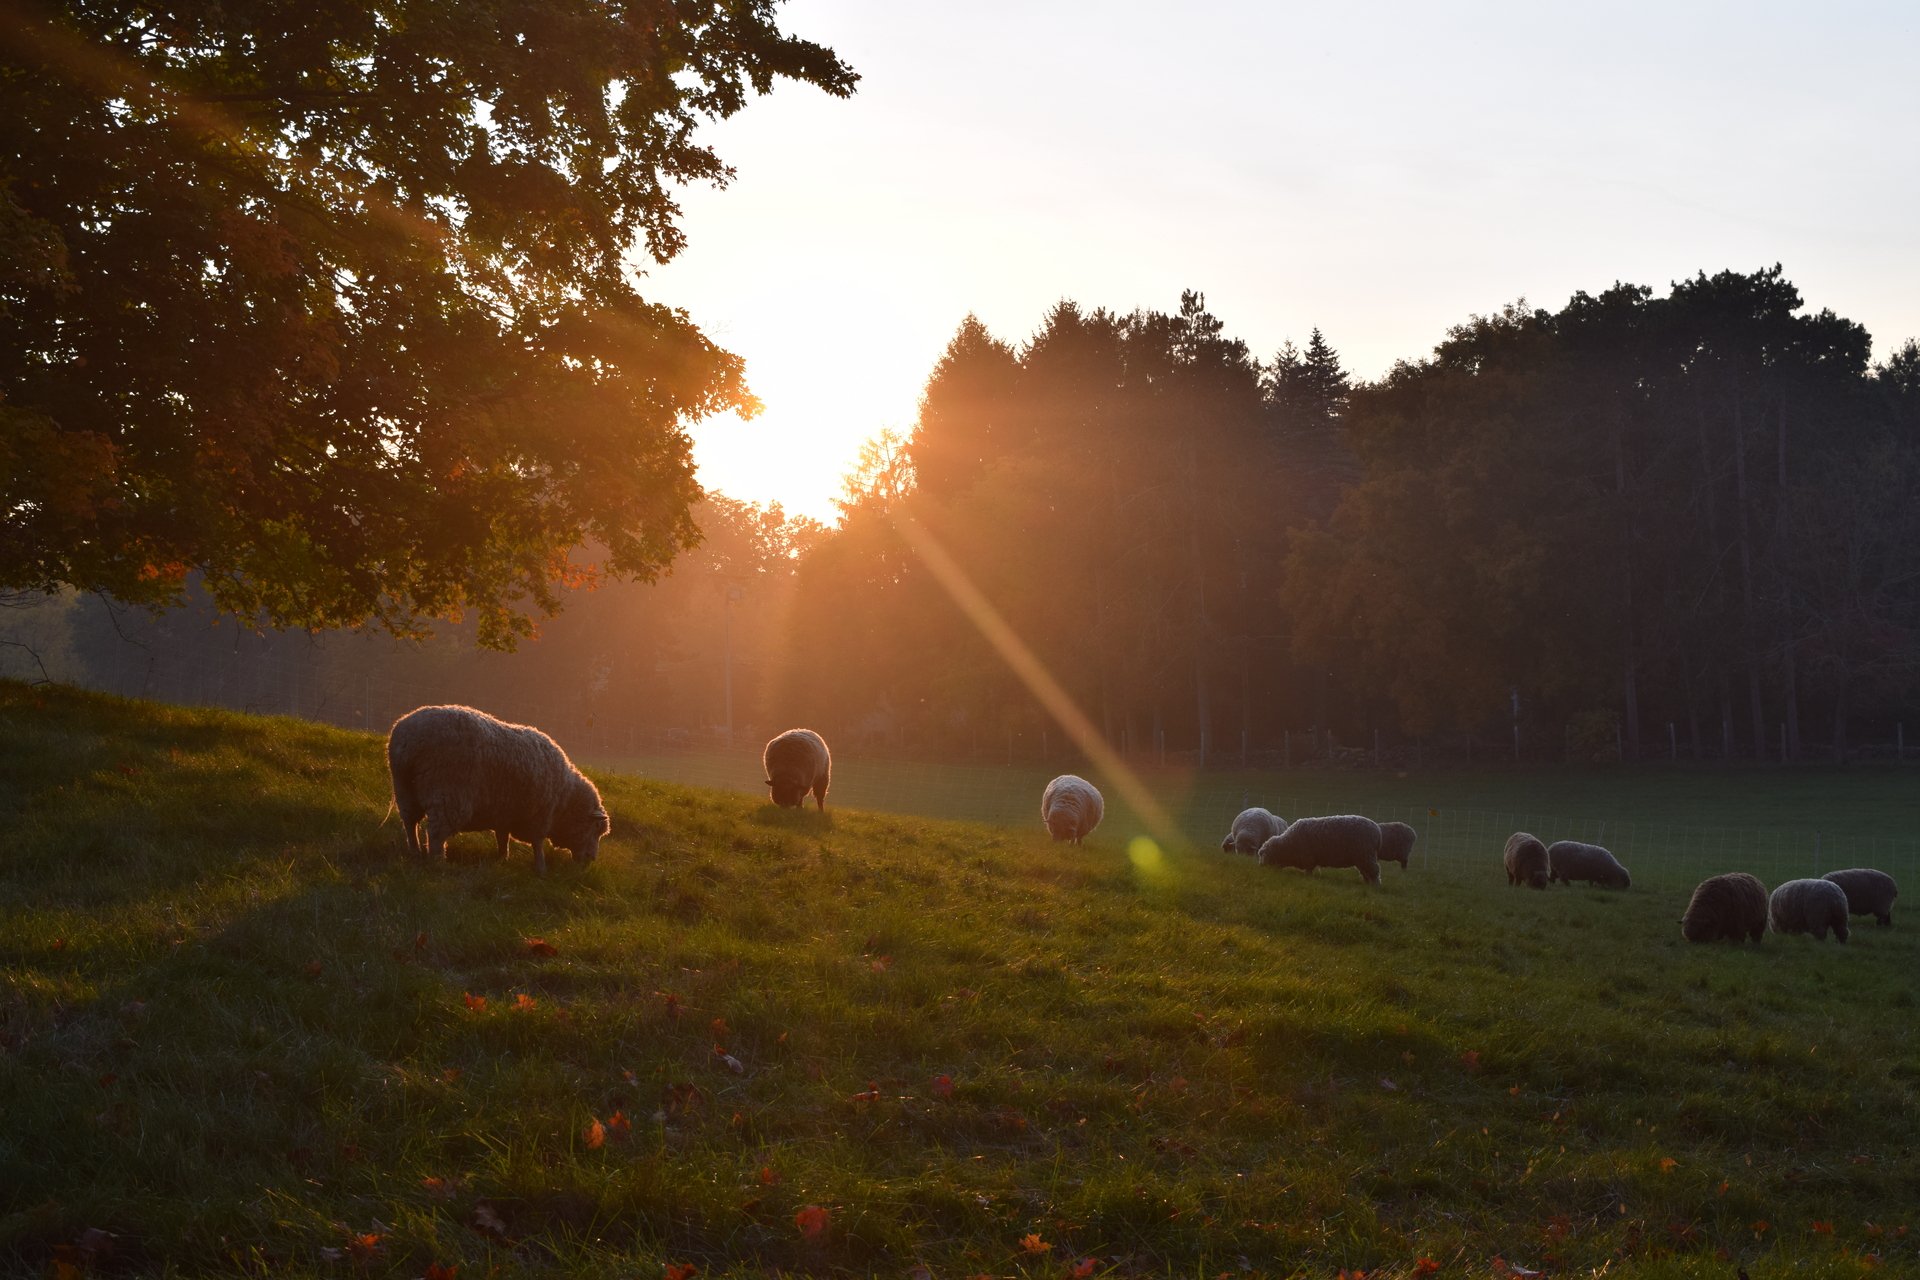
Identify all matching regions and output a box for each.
[3,680,1918,1278]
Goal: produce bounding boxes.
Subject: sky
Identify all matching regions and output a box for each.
[644,1,1920,524]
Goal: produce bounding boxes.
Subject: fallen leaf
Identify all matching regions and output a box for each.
[870,955,893,972]
[1716,1180,1729,1196]
[414,930,428,955]
[608,1110,631,1139]
[1658,1157,1678,1173]
[664,1264,698,1280]
[659,991,682,1019]
[1414,1258,1441,1274]
[1508,1085,1521,1097]
[1071,1258,1098,1278]
[463,992,487,1011]
[795,1205,831,1242]
[345,1232,383,1261]
[1866,1223,1885,1237]
[1811,1220,1834,1235]
[471,1203,510,1240]
[424,1264,458,1280]
[583,1119,606,1150]
[1751,1220,1770,1236]
[1019,1232,1051,1254]
[513,993,537,1012]
[851,1081,881,1103]
[1460,1050,1481,1070]
[525,937,558,957]
[711,1017,729,1039]
[50,938,67,951]
[422,1175,459,1200]
[759,1165,781,1186]
[932,1074,956,1098]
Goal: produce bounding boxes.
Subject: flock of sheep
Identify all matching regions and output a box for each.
[383,706,1899,944]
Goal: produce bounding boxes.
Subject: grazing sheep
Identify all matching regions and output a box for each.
[1681,872,1769,943]
[763,728,831,811]
[1041,774,1104,844]
[1503,832,1550,889]
[1770,878,1850,942]
[1257,815,1382,886]
[387,705,608,874]
[1822,868,1898,927]
[1220,807,1286,856]
[1378,820,1416,869]
[1547,840,1631,889]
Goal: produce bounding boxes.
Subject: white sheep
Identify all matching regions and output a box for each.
[1041,774,1104,844]
[387,705,608,874]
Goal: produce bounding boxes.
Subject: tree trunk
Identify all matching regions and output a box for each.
[1613,403,1641,760]
[1731,398,1767,759]
[1186,440,1211,767]
[1831,676,1849,764]
[1776,395,1802,760]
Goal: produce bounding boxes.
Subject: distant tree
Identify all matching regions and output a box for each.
[906,316,1022,500]
[0,1,855,646]
[1264,326,1348,430]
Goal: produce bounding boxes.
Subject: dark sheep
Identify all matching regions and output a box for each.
[1770,878,1850,942]
[387,705,608,874]
[1822,868,1898,927]
[763,728,831,811]
[1257,815,1382,886]
[1041,774,1104,844]
[1378,821,1416,869]
[1680,872,1769,943]
[1547,840,1631,889]
[1220,807,1285,856]
[1503,832,1549,889]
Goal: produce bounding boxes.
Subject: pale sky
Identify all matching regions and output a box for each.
[644,1,1920,524]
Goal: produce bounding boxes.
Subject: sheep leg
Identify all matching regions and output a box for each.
[813,785,825,813]
[425,813,453,861]
[532,835,548,876]
[1879,912,1892,927]
[495,829,510,860]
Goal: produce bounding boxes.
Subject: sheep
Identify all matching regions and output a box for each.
[763,728,831,811]
[1256,815,1382,886]
[1769,878,1850,942]
[1503,832,1549,889]
[1822,868,1898,927]
[1220,807,1286,856]
[1041,774,1104,844]
[1547,840,1631,889]
[1680,872,1769,943]
[387,705,609,874]
[1378,820,1416,869]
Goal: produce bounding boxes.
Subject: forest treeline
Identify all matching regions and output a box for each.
[11,266,1919,766]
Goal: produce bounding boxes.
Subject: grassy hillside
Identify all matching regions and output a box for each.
[2,682,1917,1279]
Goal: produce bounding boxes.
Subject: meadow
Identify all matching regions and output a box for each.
[3,680,1917,1278]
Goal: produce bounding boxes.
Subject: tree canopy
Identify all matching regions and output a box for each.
[0,0,854,645]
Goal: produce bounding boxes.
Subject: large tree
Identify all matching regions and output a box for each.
[0,0,854,645]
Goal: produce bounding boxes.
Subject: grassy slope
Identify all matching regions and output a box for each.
[2,681,1917,1279]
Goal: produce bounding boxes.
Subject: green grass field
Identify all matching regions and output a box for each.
[4,681,1918,1279]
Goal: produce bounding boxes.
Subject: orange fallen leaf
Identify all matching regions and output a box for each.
[50,938,67,951]
[759,1165,781,1185]
[658,991,682,1019]
[525,937,558,957]
[932,1074,956,1098]
[346,1232,383,1261]
[424,1264,457,1280]
[607,1110,631,1138]
[1658,1157,1677,1173]
[1414,1257,1441,1274]
[1071,1258,1099,1278]
[1866,1223,1885,1237]
[1811,1220,1834,1235]
[795,1205,831,1241]
[1019,1232,1051,1254]
[1716,1180,1729,1196]
[1752,1220,1771,1235]
[1508,1085,1521,1097]
[582,1118,606,1150]
[1460,1050,1481,1070]
[851,1081,881,1103]
[463,992,486,1011]
[513,993,537,1012]
[664,1265,698,1280]
[422,1175,459,1200]
[710,1017,729,1039]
